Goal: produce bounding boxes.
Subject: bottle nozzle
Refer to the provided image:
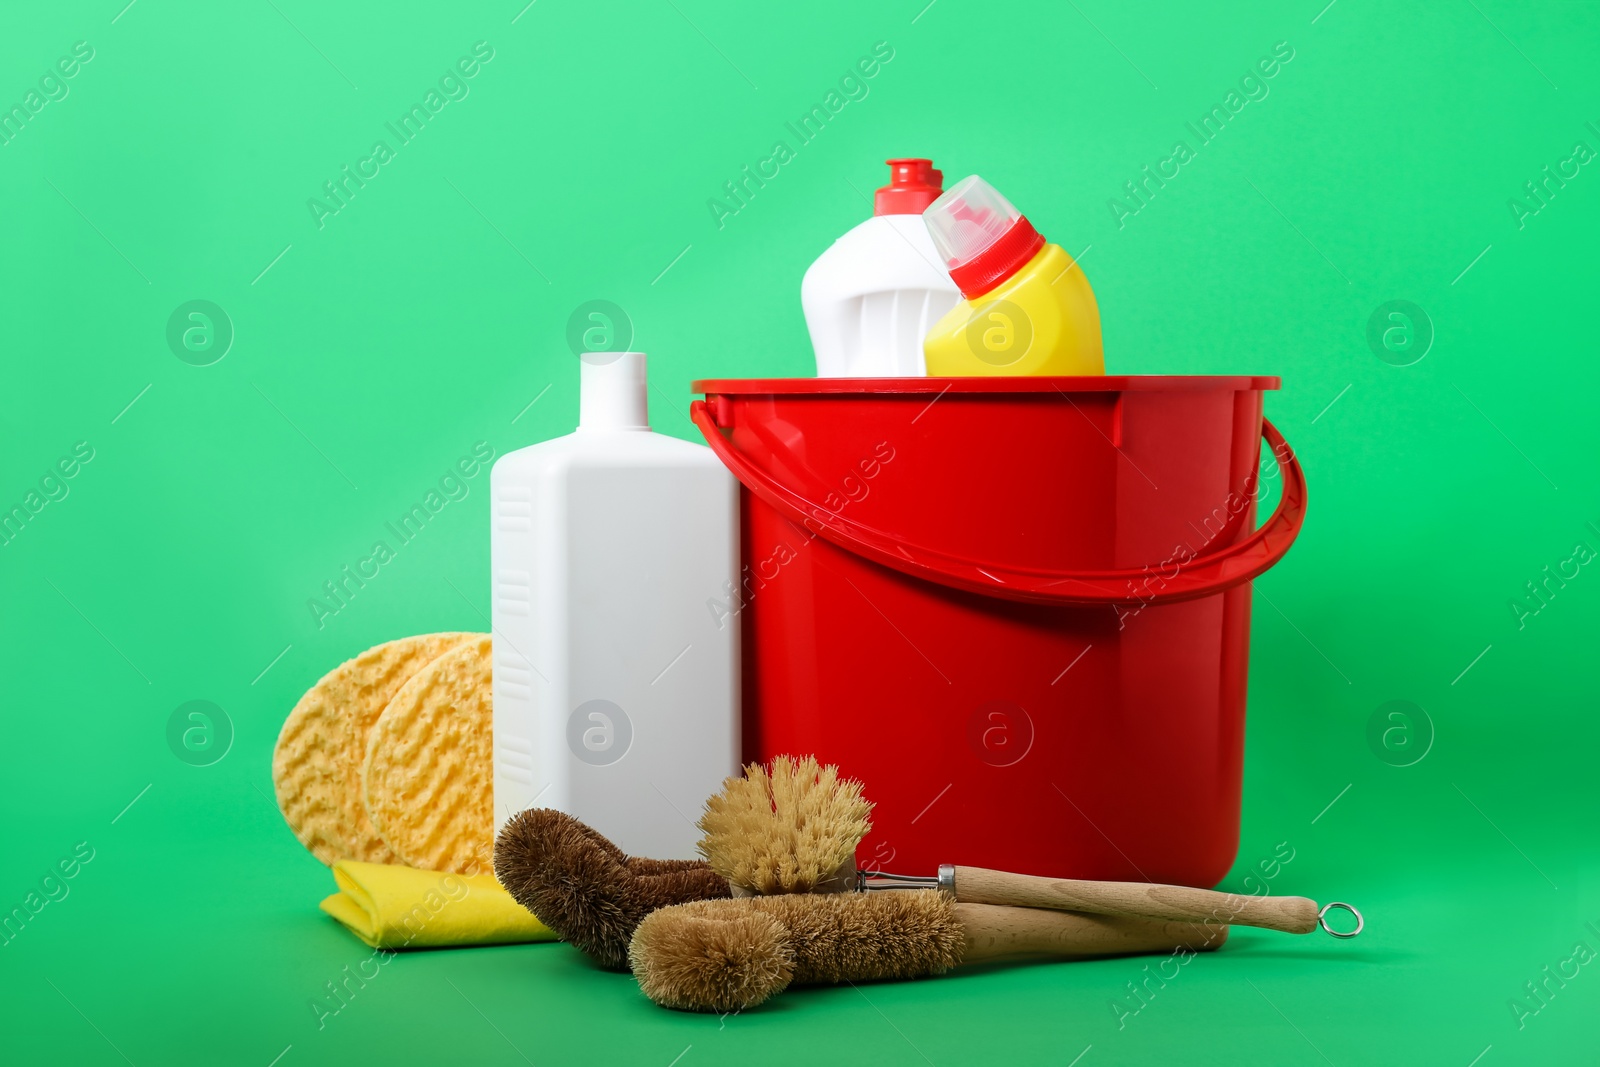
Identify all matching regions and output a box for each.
[875,158,944,215]
[578,351,650,431]
[923,175,1045,298]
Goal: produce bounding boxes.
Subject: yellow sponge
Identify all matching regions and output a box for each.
[273,632,477,866]
[362,636,494,874]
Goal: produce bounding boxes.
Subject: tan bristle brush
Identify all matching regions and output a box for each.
[629,892,1227,1012]
[699,756,1363,938]
[697,754,872,894]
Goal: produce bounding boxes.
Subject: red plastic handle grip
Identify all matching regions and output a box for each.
[691,399,1306,606]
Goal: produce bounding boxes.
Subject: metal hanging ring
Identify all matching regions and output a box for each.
[1317,901,1364,938]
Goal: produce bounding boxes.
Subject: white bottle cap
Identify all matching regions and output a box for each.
[578,351,650,431]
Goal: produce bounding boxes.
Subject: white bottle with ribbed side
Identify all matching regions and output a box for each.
[802,158,962,377]
[490,352,738,859]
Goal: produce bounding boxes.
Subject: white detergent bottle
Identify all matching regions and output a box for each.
[801,157,961,377]
[490,351,738,859]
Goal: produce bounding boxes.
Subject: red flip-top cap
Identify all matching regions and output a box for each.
[946,216,1045,298]
[875,158,944,215]
[925,176,1048,298]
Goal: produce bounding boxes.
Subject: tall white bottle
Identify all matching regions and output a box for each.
[490,352,738,859]
[801,158,961,377]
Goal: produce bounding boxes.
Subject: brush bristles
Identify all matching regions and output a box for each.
[493,808,729,971]
[630,892,963,1012]
[629,904,795,1013]
[697,755,873,894]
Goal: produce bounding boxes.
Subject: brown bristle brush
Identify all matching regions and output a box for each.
[493,808,729,970]
[629,892,1227,1013]
[699,756,1363,939]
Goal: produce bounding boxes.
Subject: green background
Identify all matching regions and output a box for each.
[2,0,1597,1063]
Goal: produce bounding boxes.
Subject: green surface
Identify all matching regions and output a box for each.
[3,0,1598,1064]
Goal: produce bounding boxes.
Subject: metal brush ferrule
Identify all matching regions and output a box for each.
[856,864,958,897]
[857,871,938,892]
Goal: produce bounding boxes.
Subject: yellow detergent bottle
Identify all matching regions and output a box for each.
[922,175,1104,375]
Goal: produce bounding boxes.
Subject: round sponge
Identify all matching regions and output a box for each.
[363,636,495,875]
[273,632,477,865]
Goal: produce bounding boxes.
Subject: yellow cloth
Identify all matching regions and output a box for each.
[319,860,556,949]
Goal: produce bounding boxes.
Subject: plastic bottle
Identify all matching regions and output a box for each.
[490,351,738,859]
[921,175,1104,376]
[801,158,962,377]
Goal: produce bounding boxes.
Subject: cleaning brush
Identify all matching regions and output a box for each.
[629,892,1227,1012]
[696,754,871,894]
[699,756,1363,938]
[494,808,729,970]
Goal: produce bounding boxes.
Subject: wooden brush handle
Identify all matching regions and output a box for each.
[957,903,1228,965]
[954,866,1319,934]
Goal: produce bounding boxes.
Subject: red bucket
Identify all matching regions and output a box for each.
[691,376,1304,887]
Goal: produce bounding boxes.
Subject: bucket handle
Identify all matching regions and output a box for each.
[691,399,1306,606]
